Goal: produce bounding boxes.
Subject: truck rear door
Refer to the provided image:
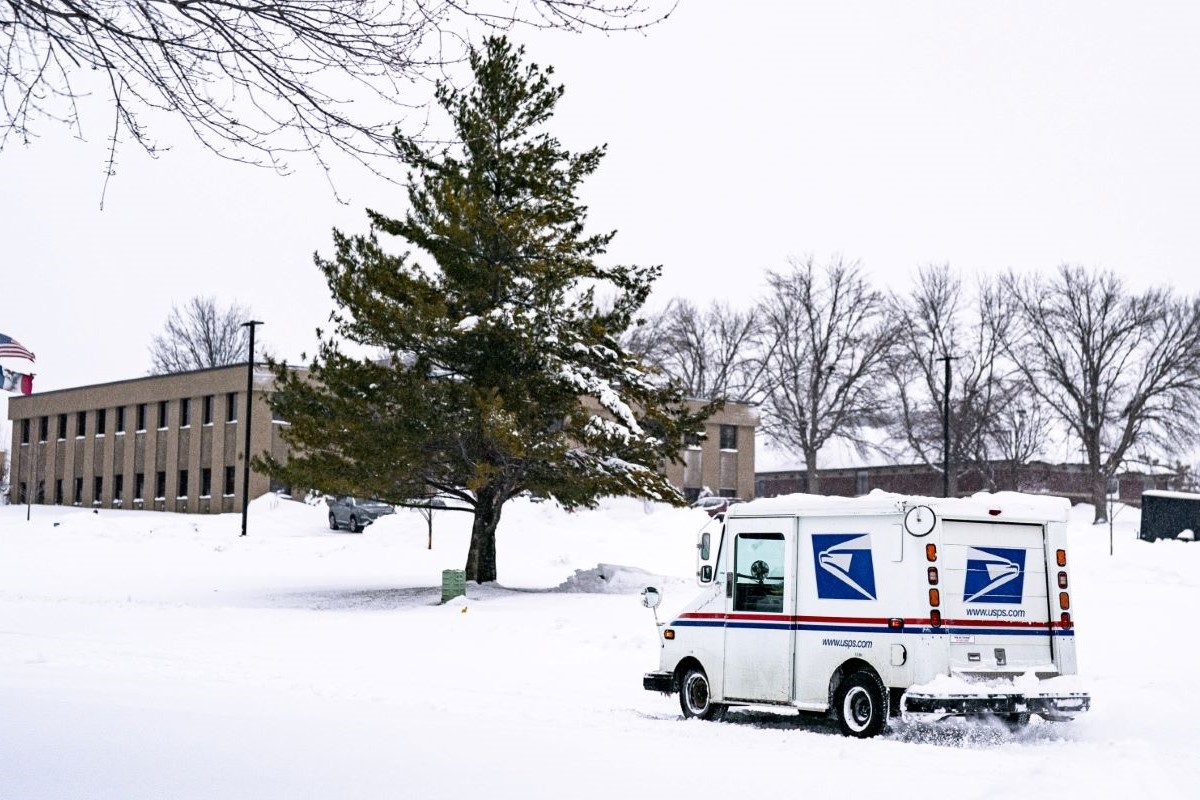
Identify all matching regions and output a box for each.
[941,520,1053,672]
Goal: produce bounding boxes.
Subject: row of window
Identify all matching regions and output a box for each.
[18,393,239,444]
[16,466,239,505]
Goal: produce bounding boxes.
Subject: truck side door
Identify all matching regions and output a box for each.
[722,520,795,704]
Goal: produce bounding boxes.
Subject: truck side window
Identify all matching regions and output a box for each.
[733,532,785,614]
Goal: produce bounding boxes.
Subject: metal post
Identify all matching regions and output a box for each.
[240,320,264,537]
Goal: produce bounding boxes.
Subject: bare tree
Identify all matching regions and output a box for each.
[885,265,1028,494]
[757,257,894,493]
[2,1,669,190]
[148,295,253,374]
[625,298,768,402]
[1002,265,1200,522]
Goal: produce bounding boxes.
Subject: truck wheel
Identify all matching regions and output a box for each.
[349,515,362,533]
[835,670,887,738]
[329,513,340,530]
[679,666,726,721]
[1003,713,1031,731]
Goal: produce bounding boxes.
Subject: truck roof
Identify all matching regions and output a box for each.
[729,489,1071,523]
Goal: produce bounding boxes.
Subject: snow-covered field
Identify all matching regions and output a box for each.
[1,494,1196,799]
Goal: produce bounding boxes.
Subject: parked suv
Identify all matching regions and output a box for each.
[327,496,395,532]
[691,496,744,517]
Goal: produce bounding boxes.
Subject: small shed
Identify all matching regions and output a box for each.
[1139,491,1200,542]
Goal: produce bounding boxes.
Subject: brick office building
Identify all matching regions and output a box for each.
[6,364,287,513]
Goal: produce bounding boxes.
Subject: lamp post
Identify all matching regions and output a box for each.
[935,354,958,498]
[240,320,264,537]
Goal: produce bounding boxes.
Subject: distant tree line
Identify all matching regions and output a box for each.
[627,260,1200,523]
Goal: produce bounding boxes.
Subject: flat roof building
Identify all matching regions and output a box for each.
[7,367,758,512]
[6,364,286,514]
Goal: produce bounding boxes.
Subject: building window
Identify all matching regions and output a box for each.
[180,398,191,428]
[203,395,214,425]
[114,474,124,503]
[20,418,30,444]
[856,470,869,495]
[96,409,107,436]
[157,401,168,429]
[93,476,103,505]
[178,469,189,499]
[136,403,147,432]
[76,410,86,437]
[54,479,63,505]
[38,416,48,442]
[135,473,145,501]
[226,392,238,422]
[201,468,212,497]
[58,414,67,440]
[719,424,738,450]
[116,407,126,433]
[155,471,166,499]
[74,477,83,504]
[224,465,236,496]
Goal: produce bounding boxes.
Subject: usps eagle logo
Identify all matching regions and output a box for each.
[963,547,1027,604]
[812,533,877,600]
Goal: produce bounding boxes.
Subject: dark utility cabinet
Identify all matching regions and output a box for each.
[1139,491,1200,542]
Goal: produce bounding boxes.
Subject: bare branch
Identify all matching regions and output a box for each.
[1,1,673,181]
[148,294,256,373]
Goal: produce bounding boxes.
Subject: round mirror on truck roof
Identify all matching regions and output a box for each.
[904,505,937,536]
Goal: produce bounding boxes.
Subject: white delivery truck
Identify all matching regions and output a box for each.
[642,491,1090,736]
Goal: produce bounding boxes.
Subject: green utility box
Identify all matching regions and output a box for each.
[441,569,466,603]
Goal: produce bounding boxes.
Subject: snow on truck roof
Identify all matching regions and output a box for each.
[729,489,1070,522]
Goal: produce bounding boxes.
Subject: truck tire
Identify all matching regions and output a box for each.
[834,670,888,738]
[329,513,339,530]
[350,515,362,533]
[679,666,726,721]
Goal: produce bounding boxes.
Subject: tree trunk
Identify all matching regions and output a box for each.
[1091,473,1109,524]
[465,487,502,583]
[804,447,820,495]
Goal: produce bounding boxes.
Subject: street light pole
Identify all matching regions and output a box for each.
[240,320,264,537]
[935,354,957,498]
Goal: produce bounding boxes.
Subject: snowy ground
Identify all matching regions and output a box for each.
[1,494,1196,799]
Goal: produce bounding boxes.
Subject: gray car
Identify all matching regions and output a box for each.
[327,496,395,532]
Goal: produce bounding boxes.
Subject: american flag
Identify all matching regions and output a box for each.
[0,333,35,361]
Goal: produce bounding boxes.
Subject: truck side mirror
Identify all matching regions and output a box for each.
[641,586,662,610]
[699,565,713,583]
[698,532,711,561]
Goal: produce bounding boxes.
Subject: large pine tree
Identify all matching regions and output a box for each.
[263,37,707,583]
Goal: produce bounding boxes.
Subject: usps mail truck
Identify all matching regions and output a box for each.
[641,491,1090,736]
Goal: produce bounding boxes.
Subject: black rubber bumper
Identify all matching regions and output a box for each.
[643,671,676,694]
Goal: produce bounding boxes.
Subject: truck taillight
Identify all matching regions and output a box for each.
[928,588,941,607]
[1057,571,1068,589]
[1059,592,1070,610]
[1060,612,1072,628]
[927,567,939,585]
[930,610,942,627]
[1056,549,1067,567]
[663,629,675,640]
[925,543,937,562]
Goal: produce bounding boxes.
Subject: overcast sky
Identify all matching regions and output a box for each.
[4,2,1200,462]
